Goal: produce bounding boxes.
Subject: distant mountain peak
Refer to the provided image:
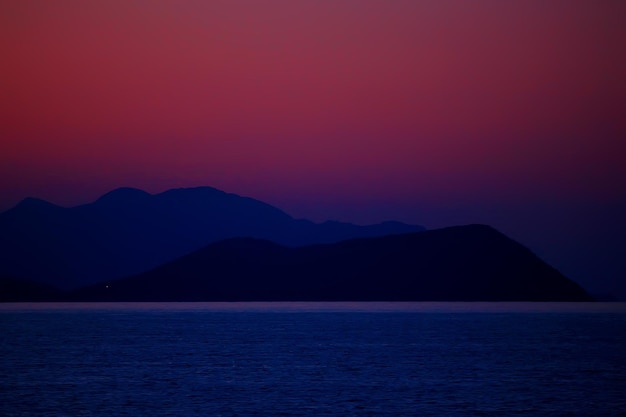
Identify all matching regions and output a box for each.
[158,186,226,197]
[15,197,59,210]
[94,187,152,205]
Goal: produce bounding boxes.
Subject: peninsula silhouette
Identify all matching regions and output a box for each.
[69,225,593,302]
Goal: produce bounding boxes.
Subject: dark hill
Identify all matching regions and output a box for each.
[70,225,593,302]
[0,277,62,302]
[0,187,424,289]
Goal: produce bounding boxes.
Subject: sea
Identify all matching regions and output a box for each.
[1,302,625,416]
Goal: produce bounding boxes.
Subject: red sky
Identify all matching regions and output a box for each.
[1,1,625,295]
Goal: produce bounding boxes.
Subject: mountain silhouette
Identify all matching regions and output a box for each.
[0,187,424,289]
[70,225,593,302]
[0,276,62,302]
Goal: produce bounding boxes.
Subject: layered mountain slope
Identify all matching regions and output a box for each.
[0,187,423,289]
[71,225,593,302]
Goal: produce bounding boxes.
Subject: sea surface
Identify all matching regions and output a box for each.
[1,302,625,416]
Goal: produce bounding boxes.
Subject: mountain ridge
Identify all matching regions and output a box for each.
[69,224,593,302]
[0,186,424,289]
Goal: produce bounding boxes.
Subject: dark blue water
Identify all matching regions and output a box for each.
[1,303,625,416]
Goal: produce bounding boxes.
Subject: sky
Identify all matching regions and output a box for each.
[1,1,625,297]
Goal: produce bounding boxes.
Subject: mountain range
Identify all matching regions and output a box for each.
[0,187,423,289]
[69,224,593,302]
[0,186,593,301]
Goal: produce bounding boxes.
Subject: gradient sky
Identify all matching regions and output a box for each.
[1,1,625,297]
